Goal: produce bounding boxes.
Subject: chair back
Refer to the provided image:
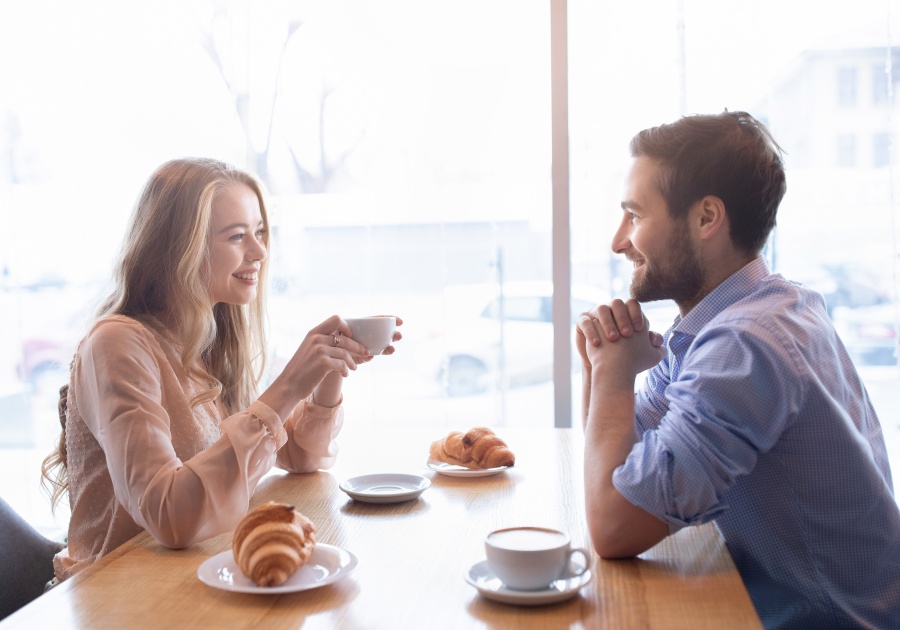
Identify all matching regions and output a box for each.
[0,497,64,620]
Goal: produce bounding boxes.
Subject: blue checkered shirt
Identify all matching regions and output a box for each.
[613,257,900,629]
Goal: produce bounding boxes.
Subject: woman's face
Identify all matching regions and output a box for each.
[206,183,267,307]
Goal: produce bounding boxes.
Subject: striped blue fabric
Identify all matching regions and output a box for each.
[613,257,900,629]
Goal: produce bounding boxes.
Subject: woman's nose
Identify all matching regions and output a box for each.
[250,237,267,262]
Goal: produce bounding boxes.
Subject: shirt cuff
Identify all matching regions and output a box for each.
[308,393,344,412]
[248,399,288,449]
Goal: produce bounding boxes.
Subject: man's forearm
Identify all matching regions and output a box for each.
[581,365,592,431]
[584,369,668,557]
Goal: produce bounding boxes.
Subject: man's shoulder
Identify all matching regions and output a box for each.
[718,272,826,323]
[694,275,834,365]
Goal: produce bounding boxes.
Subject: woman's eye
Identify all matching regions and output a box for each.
[255,228,267,238]
[229,233,245,241]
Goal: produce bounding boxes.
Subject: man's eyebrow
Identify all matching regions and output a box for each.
[621,200,641,212]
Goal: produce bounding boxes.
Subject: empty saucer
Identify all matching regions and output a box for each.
[340,473,431,504]
[465,559,592,606]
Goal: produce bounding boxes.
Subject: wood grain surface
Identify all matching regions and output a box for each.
[2,427,762,629]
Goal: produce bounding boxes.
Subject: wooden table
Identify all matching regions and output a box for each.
[2,427,761,629]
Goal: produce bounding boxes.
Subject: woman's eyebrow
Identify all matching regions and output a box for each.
[217,219,264,234]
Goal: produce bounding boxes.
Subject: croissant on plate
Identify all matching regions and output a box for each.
[232,501,317,587]
[429,427,515,469]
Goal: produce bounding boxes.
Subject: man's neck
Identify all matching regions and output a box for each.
[677,252,758,317]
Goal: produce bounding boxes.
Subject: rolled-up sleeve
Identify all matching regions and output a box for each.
[613,321,798,533]
[275,398,344,473]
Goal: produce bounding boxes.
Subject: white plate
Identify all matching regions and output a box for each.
[465,559,592,606]
[426,457,510,477]
[197,544,358,594]
[339,473,431,504]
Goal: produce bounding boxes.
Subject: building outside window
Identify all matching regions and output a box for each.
[873,62,890,104]
[873,132,891,167]
[837,133,858,167]
[838,65,859,107]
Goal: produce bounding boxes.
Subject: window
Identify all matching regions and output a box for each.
[2,0,898,538]
[873,63,890,104]
[483,297,547,323]
[838,66,859,107]
[873,132,891,168]
[0,0,553,537]
[567,0,899,496]
[837,133,858,167]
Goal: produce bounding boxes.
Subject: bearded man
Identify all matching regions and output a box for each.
[576,111,900,629]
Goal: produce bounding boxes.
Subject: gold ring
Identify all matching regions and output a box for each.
[332,335,340,347]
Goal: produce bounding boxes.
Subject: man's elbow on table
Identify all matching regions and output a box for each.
[587,498,669,559]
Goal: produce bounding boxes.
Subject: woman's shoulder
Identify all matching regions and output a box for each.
[87,314,152,338]
[80,315,165,355]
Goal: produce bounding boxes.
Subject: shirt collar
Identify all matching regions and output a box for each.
[672,256,771,337]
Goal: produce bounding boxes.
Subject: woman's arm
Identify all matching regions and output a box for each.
[76,318,282,548]
[275,398,344,473]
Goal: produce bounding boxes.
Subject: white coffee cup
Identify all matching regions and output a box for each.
[346,316,396,355]
[484,526,589,591]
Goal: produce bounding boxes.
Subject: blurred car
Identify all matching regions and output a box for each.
[12,288,97,395]
[779,261,891,316]
[832,304,898,366]
[415,282,608,397]
[17,337,71,382]
[17,334,79,397]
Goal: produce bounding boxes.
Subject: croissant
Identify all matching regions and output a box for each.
[429,427,515,469]
[232,502,317,587]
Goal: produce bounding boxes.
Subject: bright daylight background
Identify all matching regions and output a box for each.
[1,0,899,539]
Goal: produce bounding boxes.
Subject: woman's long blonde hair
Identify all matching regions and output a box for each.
[41,158,271,509]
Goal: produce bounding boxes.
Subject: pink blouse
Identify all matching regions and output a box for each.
[53,315,342,580]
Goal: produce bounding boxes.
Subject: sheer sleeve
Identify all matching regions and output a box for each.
[75,319,286,549]
[275,398,344,473]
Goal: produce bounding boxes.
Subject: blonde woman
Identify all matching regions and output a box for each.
[41,158,401,581]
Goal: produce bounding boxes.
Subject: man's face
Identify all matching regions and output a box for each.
[613,157,704,310]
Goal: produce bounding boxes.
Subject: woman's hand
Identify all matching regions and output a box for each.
[258,315,370,418]
[312,316,404,407]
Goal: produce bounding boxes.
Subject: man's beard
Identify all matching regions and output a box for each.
[630,224,704,306]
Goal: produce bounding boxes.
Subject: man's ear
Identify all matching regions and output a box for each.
[694,195,727,240]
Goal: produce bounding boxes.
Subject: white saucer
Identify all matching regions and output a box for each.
[426,457,510,478]
[339,473,431,504]
[465,559,592,606]
[197,544,358,594]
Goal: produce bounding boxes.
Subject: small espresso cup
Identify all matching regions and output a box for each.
[484,526,589,591]
[346,316,396,355]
